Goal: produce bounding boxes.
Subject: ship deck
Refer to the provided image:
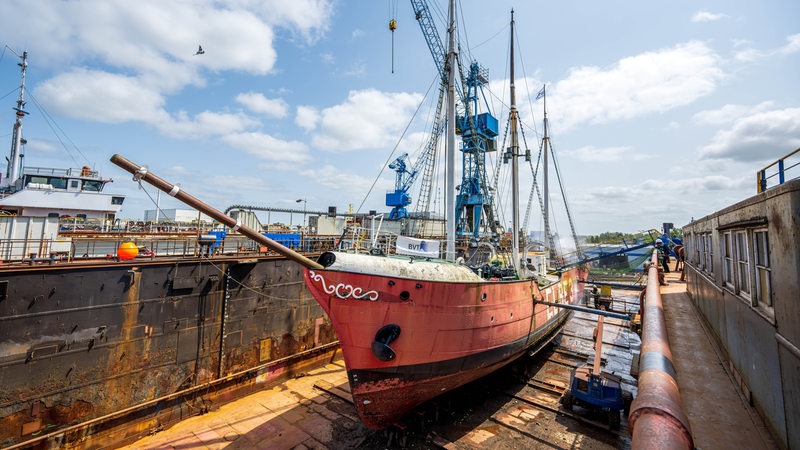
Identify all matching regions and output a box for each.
[116,268,776,449]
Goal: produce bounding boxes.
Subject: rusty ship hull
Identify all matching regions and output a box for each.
[303,252,587,429]
[0,252,338,448]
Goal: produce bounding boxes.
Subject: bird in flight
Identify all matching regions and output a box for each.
[195,45,205,55]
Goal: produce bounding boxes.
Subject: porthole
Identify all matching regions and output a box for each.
[399,291,410,301]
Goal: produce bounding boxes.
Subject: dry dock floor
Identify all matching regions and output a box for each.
[118,268,777,449]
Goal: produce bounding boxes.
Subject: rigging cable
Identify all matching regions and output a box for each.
[26,90,90,168]
[353,72,438,215]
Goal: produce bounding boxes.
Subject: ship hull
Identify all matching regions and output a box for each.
[303,253,587,429]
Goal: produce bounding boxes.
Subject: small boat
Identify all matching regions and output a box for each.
[111,1,588,430]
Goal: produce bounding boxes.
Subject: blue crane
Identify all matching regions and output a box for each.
[386,153,417,219]
[385,1,498,238]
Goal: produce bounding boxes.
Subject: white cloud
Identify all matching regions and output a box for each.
[162,111,260,139]
[699,108,800,162]
[0,0,335,136]
[566,146,632,162]
[221,132,311,162]
[35,69,166,124]
[693,102,774,125]
[238,0,334,44]
[571,174,751,231]
[300,164,385,194]
[236,92,289,118]
[295,106,321,132]
[733,48,763,63]
[311,89,423,151]
[343,62,367,78]
[691,10,728,23]
[551,41,724,131]
[779,33,800,55]
[733,33,800,62]
[36,70,260,139]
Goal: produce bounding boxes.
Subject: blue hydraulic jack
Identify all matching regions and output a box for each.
[559,313,633,428]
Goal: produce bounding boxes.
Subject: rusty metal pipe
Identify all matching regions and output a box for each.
[535,300,632,320]
[110,154,323,270]
[628,252,694,450]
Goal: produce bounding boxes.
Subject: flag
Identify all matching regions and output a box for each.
[535,86,545,100]
[395,235,440,258]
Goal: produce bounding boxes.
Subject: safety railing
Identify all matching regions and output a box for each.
[757,147,800,193]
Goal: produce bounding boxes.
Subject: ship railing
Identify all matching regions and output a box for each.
[0,238,67,263]
[0,234,337,262]
[757,147,800,192]
[23,166,100,178]
[338,224,398,255]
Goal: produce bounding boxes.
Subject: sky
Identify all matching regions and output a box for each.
[0,0,798,236]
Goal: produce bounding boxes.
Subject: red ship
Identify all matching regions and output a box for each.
[111,1,588,431]
[296,5,589,427]
[303,252,587,428]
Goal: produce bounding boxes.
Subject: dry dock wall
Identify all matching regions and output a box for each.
[683,178,800,450]
[0,255,336,448]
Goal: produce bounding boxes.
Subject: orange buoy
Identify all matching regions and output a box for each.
[118,242,139,260]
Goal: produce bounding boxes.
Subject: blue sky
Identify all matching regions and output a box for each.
[1,0,798,235]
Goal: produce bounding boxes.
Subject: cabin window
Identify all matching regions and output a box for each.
[697,234,706,270]
[702,233,713,275]
[753,230,772,308]
[47,212,59,218]
[693,233,701,267]
[29,176,49,184]
[82,180,103,192]
[50,178,67,189]
[70,180,80,189]
[735,231,751,298]
[112,196,125,205]
[722,232,734,289]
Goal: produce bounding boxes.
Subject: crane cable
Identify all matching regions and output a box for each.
[389,0,398,73]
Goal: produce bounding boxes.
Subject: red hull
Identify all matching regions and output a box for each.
[303,258,587,429]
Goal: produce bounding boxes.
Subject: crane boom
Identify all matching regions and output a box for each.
[410,0,447,79]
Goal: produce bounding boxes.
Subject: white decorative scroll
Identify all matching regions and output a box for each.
[396,235,440,257]
[309,271,379,301]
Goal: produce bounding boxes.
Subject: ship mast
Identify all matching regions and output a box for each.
[508,10,521,274]
[444,0,457,261]
[542,85,551,264]
[5,50,28,188]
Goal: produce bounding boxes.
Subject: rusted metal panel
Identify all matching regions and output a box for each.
[684,178,800,448]
[777,337,800,449]
[0,255,336,448]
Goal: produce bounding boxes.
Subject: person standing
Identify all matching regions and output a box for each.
[655,240,670,273]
